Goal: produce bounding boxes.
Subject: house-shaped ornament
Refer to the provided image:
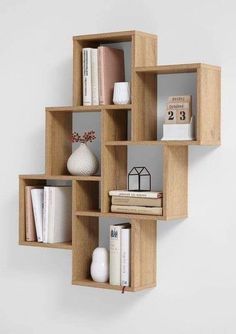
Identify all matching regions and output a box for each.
[128,167,151,192]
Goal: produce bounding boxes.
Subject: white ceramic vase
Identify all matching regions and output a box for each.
[90,247,109,283]
[113,82,131,104]
[67,143,98,176]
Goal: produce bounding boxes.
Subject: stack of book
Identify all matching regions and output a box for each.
[25,186,72,243]
[109,223,131,286]
[82,46,125,106]
[109,190,163,215]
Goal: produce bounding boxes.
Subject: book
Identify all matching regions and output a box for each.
[47,187,72,243]
[43,187,50,243]
[25,186,37,241]
[109,190,163,199]
[168,95,192,103]
[98,46,125,105]
[109,224,126,285]
[82,48,92,106]
[111,196,162,207]
[91,48,99,105]
[111,205,163,215]
[121,227,131,287]
[31,189,44,242]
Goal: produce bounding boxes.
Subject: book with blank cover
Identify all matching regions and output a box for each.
[46,186,72,243]
[98,46,125,105]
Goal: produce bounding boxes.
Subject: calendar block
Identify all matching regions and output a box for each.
[165,109,177,123]
[176,109,192,124]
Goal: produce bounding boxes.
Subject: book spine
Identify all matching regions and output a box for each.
[111,205,163,215]
[91,49,99,105]
[98,47,105,105]
[25,186,37,241]
[111,196,162,207]
[121,228,131,287]
[109,225,121,285]
[109,190,162,199]
[43,187,49,243]
[47,187,55,243]
[168,95,192,103]
[31,189,44,242]
[82,48,92,106]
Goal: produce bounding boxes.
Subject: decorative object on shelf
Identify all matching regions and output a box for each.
[162,95,194,140]
[128,167,151,191]
[67,130,99,176]
[113,82,130,104]
[90,247,109,283]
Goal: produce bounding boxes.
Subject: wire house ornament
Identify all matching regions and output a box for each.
[128,167,151,191]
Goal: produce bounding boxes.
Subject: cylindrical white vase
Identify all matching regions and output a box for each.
[113,82,131,105]
[90,247,109,283]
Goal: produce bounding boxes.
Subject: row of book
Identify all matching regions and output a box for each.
[82,46,125,106]
[25,186,72,243]
[109,223,130,286]
[109,190,163,215]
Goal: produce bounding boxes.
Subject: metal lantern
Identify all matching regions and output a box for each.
[128,167,151,191]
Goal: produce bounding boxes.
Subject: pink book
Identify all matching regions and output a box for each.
[98,46,125,105]
[25,186,37,241]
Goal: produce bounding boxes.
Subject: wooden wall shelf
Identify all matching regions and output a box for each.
[19,30,221,292]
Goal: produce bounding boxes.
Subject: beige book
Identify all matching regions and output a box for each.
[98,46,125,105]
[168,95,192,103]
[112,196,162,207]
[111,205,163,215]
[25,186,38,241]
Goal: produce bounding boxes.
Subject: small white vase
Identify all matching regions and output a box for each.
[90,247,109,283]
[67,143,98,176]
[113,82,131,104]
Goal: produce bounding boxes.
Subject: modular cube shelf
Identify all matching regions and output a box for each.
[19,30,221,292]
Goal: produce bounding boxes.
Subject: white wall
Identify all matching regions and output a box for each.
[0,0,235,333]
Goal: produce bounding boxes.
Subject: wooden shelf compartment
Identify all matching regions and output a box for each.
[73,30,157,145]
[73,180,100,212]
[19,176,72,250]
[45,108,101,176]
[134,63,221,145]
[72,216,157,292]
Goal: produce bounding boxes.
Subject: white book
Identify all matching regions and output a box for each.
[47,187,72,243]
[82,48,92,106]
[31,189,44,242]
[43,187,50,243]
[121,228,131,287]
[91,48,99,105]
[109,225,123,285]
[109,190,163,199]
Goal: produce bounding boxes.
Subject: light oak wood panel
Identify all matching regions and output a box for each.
[163,146,188,219]
[131,219,157,289]
[102,109,128,142]
[20,174,101,181]
[20,241,72,250]
[105,140,199,146]
[75,210,165,221]
[197,66,221,144]
[72,216,99,282]
[73,30,156,42]
[132,33,157,140]
[136,63,220,74]
[46,104,132,112]
[45,111,72,175]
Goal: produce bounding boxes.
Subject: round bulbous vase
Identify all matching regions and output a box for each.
[67,143,99,176]
[90,247,109,283]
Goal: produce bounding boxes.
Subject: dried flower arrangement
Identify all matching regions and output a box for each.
[71,130,96,143]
